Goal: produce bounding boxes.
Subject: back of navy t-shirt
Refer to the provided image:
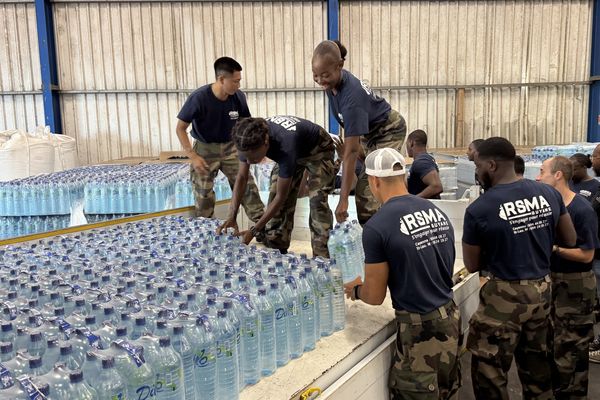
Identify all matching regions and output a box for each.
[551,194,599,273]
[239,116,321,179]
[463,179,566,280]
[362,195,455,313]
[177,85,251,143]
[326,70,391,137]
[569,179,600,202]
[408,153,441,199]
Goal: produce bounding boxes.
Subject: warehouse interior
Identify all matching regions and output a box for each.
[1,0,600,399]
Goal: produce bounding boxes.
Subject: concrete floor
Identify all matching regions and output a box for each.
[459,352,600,399]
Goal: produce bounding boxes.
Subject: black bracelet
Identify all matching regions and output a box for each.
[354,284,362,300]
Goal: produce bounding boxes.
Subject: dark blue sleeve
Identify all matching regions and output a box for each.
[277,158,296,179]
[363,225,386,264]
[575,204,600,250]
[239,92,251,118]
[412,158,437,180]
[177,93,202,123]
[343,106,370,137]
[462,208,482,246]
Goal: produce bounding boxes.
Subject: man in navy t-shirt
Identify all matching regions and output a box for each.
[175,57,264,221]
[342,148,461,399]
[462,137,576,399]
[217,116,335,257]
[536,156,599,398]
[406,130,443,199]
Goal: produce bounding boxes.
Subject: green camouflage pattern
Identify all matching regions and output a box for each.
[389,301,461,400]
[190,140,264,222]
[467,277,553,400]
[549,271,597,400]
[262,128,335,257]
[355,109,407,225]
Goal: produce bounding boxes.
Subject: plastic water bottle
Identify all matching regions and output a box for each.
[231,294,260,386]
[268,282,289,367]
[131,316,150,340]
[316,264,334,337]
[171,325,195,400]
[153,336,185,400]
[189,315,216,400]
[298,272,316,352]
[27,331,46,358]
[329,260,346,331]
[54,370,97,399]
[283,276,302,359]
[0,342,14,362]
[40,339,59,373]
[55,342,80,371]
[112,339,155,400]
[254,288,276,376]
[214,309,238,400]
[303,266,320,340]
[90,356,128,400]
[221,300,242,390]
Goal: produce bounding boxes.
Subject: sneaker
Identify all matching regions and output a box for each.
[590,336,600,363]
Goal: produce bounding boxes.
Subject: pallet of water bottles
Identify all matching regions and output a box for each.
[0,215,71,239]
[0,216,346,399]
[174,170,235,209]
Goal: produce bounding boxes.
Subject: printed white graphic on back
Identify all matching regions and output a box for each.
[229,111,239,120]
[498,195,553,234]
[266,116,299,131]
[399,208,451,251]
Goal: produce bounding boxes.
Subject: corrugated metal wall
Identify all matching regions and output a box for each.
[0,1,45,132]
[52,1,327,165]
[340,0,592,148]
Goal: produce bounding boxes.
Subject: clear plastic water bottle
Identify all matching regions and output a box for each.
[54,370,97,399]
[232,294,260,386]
[189,315,216,400]
[112,339,155,400]
[267,282,289,367]
[90,356,128,400]
[171,325,195,400]
[56,342,80,371]
[298,272,316,352]
[254,288,276,376]
[27,331,47,358]
[283,276,302,359]
[214,309,239,400]
[329,260,346,331]
[316,264,334,337]
[153,336,185,400]
[40,339,59,373]
[0,342,14,362]
[303,266,320,340]
[131,316,150,340]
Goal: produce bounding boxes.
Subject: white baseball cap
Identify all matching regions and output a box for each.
[365,148,407,177]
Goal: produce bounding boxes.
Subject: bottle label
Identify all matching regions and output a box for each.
[114,339,145,367]
[76,328,101,349]
[16,375,45,400]
[174,279,187,289]
[275,307,286,320]
[223,292,254,312]
[96,292,111,303]
[70,284,83,295]
[196,314,212,332]
[286,276,298,290]
[124,295,141,312]
[55,318,73,339]
[0,363,14,389]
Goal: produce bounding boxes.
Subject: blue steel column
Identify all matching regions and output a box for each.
[35,0,62,134]
[588,0,600,141]
[327,0,340,134]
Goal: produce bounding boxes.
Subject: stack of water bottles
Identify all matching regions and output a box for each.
[532,142,600,159]
[251,162,274,192]
[327,220,365,283]
[0,216,345,399]
[83,164,186,214]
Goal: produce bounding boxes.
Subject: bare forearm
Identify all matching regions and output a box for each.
[555,247,594,263]
[356,282,385,305]
[176,128,195,156]
[340,151,358,200]
[228,174,248,220]
[417,184,443,198]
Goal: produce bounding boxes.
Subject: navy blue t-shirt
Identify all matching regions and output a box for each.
[569,179,600,202]
[177,85,251,143]
[551,194,599,273]
[362,195,455,313]
[408,153,441,199]
[463,179,567,280]
[326,70,391,137]
[239,116,321,179]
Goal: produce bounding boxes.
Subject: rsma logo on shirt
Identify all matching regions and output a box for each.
[267,116,299,131]
[399,208,448,236]
[498,195,551,221]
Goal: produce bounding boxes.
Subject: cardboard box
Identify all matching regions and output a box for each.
[98,156,158,165]
[159,151,189,162]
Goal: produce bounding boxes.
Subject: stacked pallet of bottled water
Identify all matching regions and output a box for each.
[532,143,599,159]
[251,162,275,192]
[0,216,71,240]
[0,216,345,399]
[83,164,187,214]
[327,220,365,283]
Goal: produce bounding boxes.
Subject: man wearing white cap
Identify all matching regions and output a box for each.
[343,148,461,399]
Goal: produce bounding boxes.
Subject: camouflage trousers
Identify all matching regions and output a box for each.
[549,271,597,400]
[467,275,553,400]
[190,140,264,222]
[355,109,407,225]
[389,300,462,400]
[263,128,335,257]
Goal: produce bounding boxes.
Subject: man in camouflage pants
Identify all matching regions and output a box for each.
[175,57,264,221]
[462,138,576,400]
[218,116,335,258]
[537,156,599,399]
[344,148,461,399]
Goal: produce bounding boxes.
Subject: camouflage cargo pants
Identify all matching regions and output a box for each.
[467,276,553,400]
[355,109,407,225]
[549,271,596,400]
[389,300,462,400]
[190,140,264,222]
[263,128,335,258]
